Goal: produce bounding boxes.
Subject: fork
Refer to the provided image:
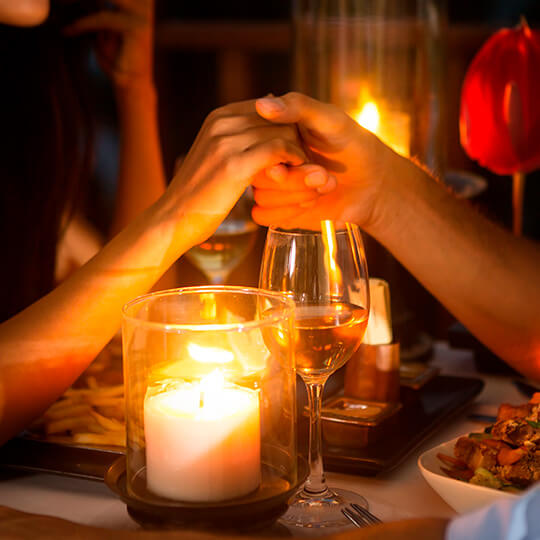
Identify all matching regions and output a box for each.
[342,503,382,528]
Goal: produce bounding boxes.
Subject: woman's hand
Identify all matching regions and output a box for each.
[161,99,307,247]
[64,0,154,89]
[251,92,404,233]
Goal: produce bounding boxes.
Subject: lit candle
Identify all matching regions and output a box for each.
[144,370,261,502]
[352,100,410,157]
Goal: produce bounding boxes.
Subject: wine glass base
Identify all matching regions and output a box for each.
[279,487,368,530]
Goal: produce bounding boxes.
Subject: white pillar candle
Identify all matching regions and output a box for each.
[144,372,261,502]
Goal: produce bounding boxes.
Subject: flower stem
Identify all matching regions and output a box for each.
[512,171,526,236]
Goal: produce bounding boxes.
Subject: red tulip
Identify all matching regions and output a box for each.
[459,19,540,175]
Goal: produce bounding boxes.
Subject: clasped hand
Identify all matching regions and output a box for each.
[251,92,402,234]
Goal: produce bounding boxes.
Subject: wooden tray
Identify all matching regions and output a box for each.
[319,374,484,476]
[0,375,482,481]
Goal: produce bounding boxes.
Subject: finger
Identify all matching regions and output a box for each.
[252,204,310,228]
[255,92,349,137]
[265,164,288,184]
[252,164,335,193]
[63,12,142,36]
[226,138,306,189]
[203,100,261,126]
[213,125,305,160]
[208,115,298,141]
[276,164,331,189]
[204,112,262,137]
[253,188,318,208]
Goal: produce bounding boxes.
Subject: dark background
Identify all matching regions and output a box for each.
[88,0,540,344]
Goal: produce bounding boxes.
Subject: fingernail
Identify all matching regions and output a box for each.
[305,171,327,187]
[268,165,287,183]
[317,175,337,194]
[257,97,286,115]
[299,199,318,208]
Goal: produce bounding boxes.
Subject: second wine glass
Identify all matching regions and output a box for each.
[259,222,370,529]
[186,189,259,285]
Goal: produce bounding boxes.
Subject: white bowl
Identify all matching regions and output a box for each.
[417,437,518,514]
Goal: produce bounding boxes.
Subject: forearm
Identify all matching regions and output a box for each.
[370,157,540,378]
[0,97,305,444]
[111,83,167,236]
[0,195,188,444]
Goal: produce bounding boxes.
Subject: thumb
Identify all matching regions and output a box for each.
[255,92,349,137]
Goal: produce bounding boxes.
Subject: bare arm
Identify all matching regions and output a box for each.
[0,101,304,445]
[252,93,540,380]
[64,0,172,287]
[112,82,166,235]
[373,157,540,379]
[65,0,167,235]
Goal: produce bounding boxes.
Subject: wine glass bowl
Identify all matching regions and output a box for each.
[186,190,259,285]
[259,223,370,529]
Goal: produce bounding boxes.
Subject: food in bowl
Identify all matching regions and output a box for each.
[438,393,540,492]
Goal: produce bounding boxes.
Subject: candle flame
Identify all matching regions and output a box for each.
[200,370,226,393]
[355,101,380,134]
[187,342,234,364]
[321,220,343,298]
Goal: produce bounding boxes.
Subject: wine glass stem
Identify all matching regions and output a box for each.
[207,272,227,285]
[303,380,329,496]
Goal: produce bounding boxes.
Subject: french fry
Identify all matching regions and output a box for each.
[86,375,99,389]
[45,415,104,435]
[90,411,124,432]
[44,404,93,421]
[65,384,123,398]
[84,396,124,408]
[96,405,125,421]
[72,431,126,447]
[46,397,80,413]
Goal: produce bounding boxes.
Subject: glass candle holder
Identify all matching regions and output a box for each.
[294,0,446,174]
[122,286,297,508]
[293,0,448,361]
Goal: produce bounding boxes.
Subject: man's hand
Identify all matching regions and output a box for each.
[251,92,402,233]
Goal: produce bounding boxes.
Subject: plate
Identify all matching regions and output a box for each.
[417,437,518,514]
[443,170,487,199]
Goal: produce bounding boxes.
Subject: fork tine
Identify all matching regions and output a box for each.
[341,508,368,528]
[351,503,382,525]
[351,504,380,525]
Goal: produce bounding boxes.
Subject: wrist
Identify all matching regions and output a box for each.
[114,80,157,108]
[364,153,432,242]
[139,191,192,260]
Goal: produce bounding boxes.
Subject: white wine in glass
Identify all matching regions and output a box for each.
[259,222,370,529]
[186,190,259,285]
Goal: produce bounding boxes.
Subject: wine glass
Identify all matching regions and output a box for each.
[186,189,259,284]
[259,221,370,529]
